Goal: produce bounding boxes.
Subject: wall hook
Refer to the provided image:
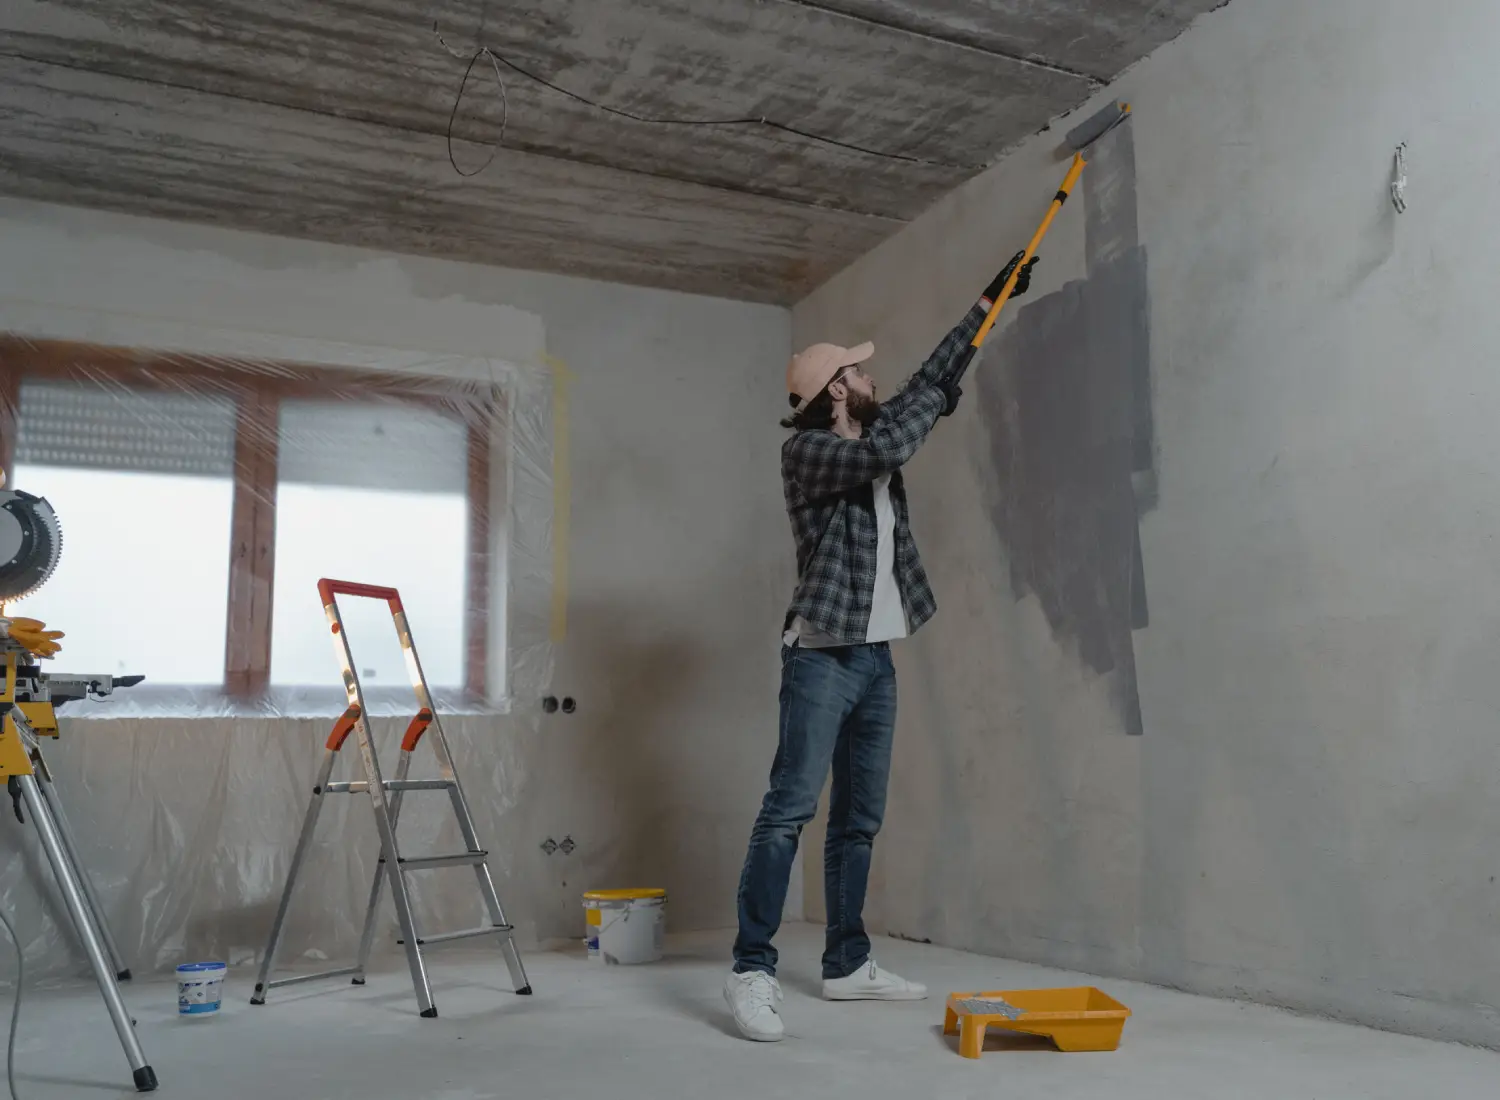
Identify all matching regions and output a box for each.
[1391,143,1408,214]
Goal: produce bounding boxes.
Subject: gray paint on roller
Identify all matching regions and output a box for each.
[975,122,1153,733]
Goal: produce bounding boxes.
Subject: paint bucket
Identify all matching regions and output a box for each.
[582,888,666,965]
[177,962,226,1016]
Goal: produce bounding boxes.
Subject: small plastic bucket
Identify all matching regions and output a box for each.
[583,889,666,965]
[177,962,226,1016]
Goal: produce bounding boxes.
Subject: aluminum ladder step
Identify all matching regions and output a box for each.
[397,924,515,947]
[390,851,488,871]
[322,779,455,795]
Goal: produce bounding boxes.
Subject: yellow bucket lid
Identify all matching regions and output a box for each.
[583,888,666,901]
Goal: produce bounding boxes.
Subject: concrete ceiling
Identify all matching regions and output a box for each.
[0,1,1226,305]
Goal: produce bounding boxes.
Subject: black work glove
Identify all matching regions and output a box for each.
[984,250,1040,304]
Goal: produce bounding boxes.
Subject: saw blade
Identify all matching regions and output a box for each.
[0,489,63,603]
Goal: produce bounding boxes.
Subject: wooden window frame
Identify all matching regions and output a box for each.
[0,336,501,703]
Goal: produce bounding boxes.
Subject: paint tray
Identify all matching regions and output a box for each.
[943,987,1131,1058]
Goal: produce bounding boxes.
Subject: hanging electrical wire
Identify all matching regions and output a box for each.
[433,17,987,178]
[443,41,510,178]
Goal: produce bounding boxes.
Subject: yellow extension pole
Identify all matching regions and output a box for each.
[971,151,1091,351]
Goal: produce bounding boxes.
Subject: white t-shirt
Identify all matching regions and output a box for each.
[784,473,909,648]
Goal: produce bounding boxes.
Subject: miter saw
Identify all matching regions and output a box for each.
[0,478,62,605]
[0,467,158,1093]
[1,478,142,699]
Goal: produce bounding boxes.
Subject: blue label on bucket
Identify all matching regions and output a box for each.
[178,961,225,1015]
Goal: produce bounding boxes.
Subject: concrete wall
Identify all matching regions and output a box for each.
[794,0,1500,1047]
[0,198,794,978]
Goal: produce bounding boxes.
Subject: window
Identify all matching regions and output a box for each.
[271,399,470,690]
[0,340,502,709]
[8,382,236,683]
[7,469,234,684]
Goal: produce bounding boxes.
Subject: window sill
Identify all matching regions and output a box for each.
[52,684,514,721]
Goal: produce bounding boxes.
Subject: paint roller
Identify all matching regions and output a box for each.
[948,101,1133,387]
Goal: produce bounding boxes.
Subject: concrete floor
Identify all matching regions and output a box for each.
[12,924,1498,1099]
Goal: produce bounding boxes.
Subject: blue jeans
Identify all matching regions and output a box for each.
[733,642,897,981]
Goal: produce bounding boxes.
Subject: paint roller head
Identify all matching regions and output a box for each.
[1060,101,1132,156]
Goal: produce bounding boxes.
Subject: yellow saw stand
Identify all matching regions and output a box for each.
[1,641,158,1092]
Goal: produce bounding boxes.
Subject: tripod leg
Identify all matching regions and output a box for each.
[35,772,131,980]
[17,775,157,1092]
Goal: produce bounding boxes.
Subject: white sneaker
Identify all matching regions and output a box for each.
[725,970,786,1041]
[821,959,928,1001]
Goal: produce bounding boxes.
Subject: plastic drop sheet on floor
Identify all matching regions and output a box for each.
[0,333,558,980]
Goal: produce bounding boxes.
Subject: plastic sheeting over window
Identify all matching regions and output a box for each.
[0,332,559,984]
[0,337,557,718]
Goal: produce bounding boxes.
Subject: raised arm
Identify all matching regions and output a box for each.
[881,252,1039,420]
[926,301,994,391]
[784,386,947,499]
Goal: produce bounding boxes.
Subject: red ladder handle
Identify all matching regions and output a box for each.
[326,704,362,751]
[401,709,434,753]
[318,578,405,614]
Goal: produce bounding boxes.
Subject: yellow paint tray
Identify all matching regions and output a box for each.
[943,987,1131,1058]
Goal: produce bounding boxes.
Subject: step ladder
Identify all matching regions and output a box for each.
[251,579,531,1017]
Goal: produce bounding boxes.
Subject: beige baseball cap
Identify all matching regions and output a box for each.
[786,340,874,411]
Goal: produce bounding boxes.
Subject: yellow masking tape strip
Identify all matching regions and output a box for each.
[545,355,572,643]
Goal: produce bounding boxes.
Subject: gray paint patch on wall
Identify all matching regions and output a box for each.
[1085,121,1158,507]
[975,123,1155,733]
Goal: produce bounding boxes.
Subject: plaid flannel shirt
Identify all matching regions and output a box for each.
[780,301,989,644]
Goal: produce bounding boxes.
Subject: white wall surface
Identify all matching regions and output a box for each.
[794,0,1500,1047]
[0,198,795,978]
